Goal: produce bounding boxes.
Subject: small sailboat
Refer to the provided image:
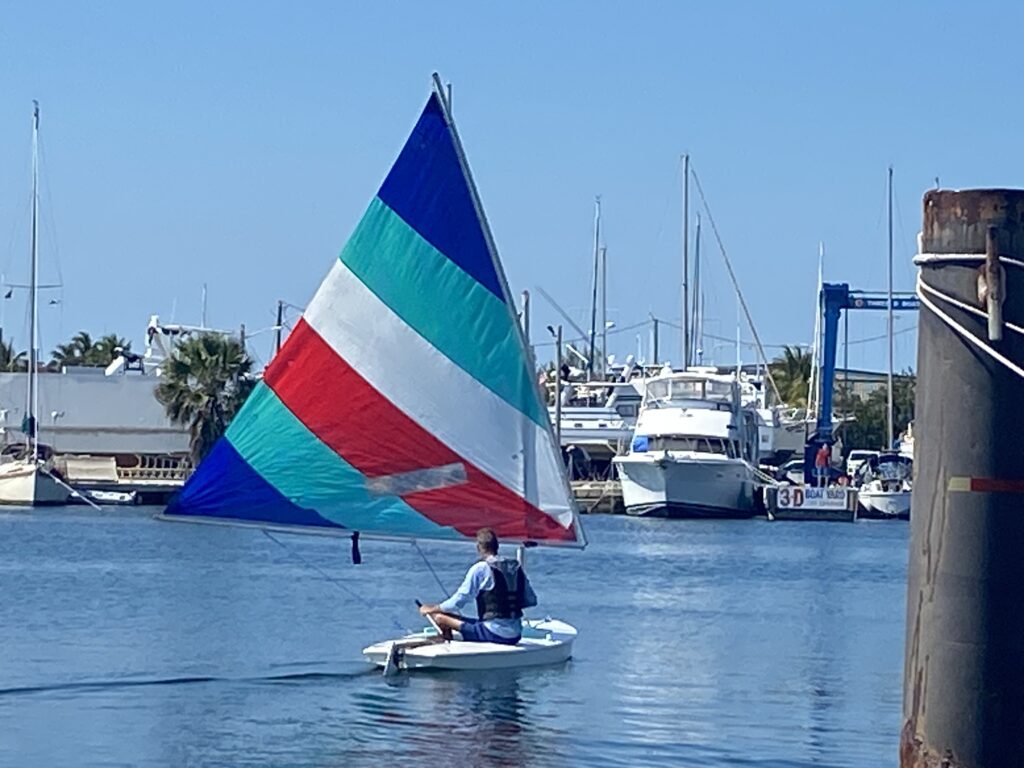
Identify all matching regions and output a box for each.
[0,102,69,507]
[160,76,585,671]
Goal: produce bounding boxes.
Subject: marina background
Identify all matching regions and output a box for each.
[1,2,1022,765]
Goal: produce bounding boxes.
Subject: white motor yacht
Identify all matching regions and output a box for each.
[614,371,760,518]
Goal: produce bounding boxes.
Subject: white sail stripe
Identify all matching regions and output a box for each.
[303,259,574,529]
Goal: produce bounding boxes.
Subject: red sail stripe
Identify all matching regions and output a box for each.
[264,319,573,542]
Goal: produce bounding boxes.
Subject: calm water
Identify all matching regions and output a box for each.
[0,508,907,767]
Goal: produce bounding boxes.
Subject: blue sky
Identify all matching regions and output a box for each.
[0,1,1019,372]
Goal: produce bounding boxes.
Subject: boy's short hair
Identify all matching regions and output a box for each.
[476,528,499,555]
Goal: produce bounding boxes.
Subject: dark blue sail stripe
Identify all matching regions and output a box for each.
[165,439,343,530]
[377,93,504,302]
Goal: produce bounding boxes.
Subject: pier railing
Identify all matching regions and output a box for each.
[116,456,192,486]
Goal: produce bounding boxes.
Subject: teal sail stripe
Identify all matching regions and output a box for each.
[340,197,546,427]
[226,383,460,539]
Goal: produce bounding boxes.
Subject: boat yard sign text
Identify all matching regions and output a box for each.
[777,486,850,509]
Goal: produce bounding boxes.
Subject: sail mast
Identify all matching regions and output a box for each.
[428,73,584,546]
[886,166,894,450]
[808,242,823,418]
[691,213,702,363]
[600,246,607,376]
[28,101,40,461]
[588,197,601,378]
[682,153,690,369]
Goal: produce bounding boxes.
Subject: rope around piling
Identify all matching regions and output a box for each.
[915,252,1024,382]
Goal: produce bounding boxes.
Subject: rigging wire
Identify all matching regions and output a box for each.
[413,540,449,596]
[261,529,406,632]
[689,166,783,403]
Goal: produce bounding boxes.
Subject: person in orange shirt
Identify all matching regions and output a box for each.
[814,443,830,487]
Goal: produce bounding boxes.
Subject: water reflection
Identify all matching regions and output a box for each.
[350,667,568,766]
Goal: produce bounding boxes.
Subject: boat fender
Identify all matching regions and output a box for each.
[351,531,362,565]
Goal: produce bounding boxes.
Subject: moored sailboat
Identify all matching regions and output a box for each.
[0,102,69,507]
[160,76,585,671]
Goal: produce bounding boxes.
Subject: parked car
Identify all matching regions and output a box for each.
[846,449,880,478]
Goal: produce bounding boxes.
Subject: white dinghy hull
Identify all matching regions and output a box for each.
[363,618,577,672]
[858,489,911,519]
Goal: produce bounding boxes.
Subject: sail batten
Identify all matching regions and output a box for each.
[164,84,583,548]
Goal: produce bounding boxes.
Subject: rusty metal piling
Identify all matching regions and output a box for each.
[903,189,1024,767]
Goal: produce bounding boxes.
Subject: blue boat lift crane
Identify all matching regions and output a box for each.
[803,283,920,482]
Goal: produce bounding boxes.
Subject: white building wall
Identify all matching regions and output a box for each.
[0,371,189,455]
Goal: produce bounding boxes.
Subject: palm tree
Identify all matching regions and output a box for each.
[85,334,131,366]
[51,340,84,368]
[156,333,255,462]
[769,345,813,407]
[51,330,94,368]
[51,331,131,368]
[0,338,26,372]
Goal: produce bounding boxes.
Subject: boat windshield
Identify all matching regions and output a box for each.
[646,378,732,404]
[647,436,738,457]
[875,460,911,480]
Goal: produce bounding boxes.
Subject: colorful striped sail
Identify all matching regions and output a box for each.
[163,80,584,548]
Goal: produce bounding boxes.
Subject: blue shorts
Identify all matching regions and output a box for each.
[458,618,520,645]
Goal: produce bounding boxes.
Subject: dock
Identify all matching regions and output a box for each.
[57,454,189,505]
[571,479,625,514]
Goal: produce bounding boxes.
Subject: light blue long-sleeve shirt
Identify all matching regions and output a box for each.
[438,556,538,639]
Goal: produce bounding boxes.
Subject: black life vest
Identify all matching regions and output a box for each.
[475,558,526,621]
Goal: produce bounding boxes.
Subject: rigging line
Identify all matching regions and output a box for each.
[413,540,449,596]
[689,166,783,404]
[261,529,405,632]
[844,324,918,347]
[698,330,806,349]
[35,135,65,290]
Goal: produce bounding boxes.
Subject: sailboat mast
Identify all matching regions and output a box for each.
[600,246,607,375]
[588,197,601,378]
[28,101,40,460]
[887,166,894,450]
[427,73,583,545]
[808,243,823,418]
[692,213,702,363]
[681,154,690,369]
